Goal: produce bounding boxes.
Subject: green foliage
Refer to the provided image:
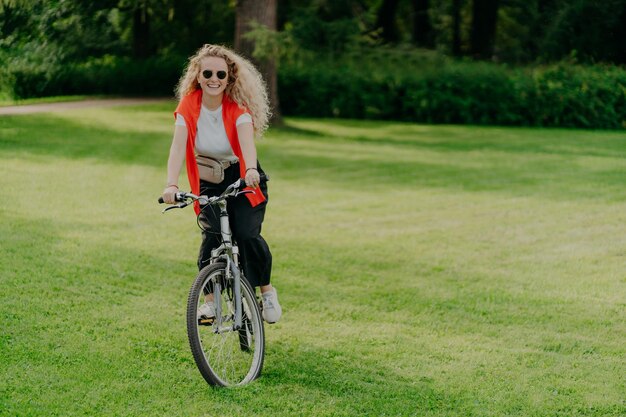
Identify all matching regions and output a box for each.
[540,0,626,64]
[285,2,365,55]
[5,45,624,129]
[2,0,624,128]
[0,0,234,98]
[528,64,626,128]
[6,54,186,98]
[279,51,626,129]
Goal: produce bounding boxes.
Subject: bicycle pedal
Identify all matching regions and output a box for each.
[198,317,215,326]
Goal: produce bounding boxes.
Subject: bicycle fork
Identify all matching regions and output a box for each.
[212,200,243,334]
[212,258,244,334]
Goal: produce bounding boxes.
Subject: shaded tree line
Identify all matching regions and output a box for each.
[2,0,624,65]
[371,0,625,63]
[1,0,623,129]
[0,0,236,61]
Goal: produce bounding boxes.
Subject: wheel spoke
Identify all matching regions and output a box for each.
[187,263,265,386]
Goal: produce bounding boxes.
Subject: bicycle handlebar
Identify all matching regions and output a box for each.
[157,174,269,209]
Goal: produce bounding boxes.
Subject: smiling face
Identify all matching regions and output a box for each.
[197,56,229,98]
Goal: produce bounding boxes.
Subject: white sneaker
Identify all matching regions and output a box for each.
[198,301,215,319]
[261,288,282,324]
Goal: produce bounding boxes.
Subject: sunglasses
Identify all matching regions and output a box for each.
[202,70,227,80]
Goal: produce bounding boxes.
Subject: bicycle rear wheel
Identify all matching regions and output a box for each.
[187,262,265,386]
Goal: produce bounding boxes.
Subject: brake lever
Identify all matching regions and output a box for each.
[235,190,254,197]
[162,202,190,213]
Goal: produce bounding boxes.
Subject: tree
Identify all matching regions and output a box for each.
[451,0,463,56]
[470,0,499,59]
[539,0,626,64]
[375,0,400,43]
[234,0,282,126]
[412,0,433,47]
[131,0,152,58]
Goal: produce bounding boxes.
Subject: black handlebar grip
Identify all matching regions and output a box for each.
[159,193,184,203]
[239,173,269,188]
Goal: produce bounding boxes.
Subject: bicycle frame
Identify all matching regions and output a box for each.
[209,198,243,332]
[159,176,267,335]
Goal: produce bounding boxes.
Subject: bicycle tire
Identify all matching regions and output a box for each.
[187,262,265,386]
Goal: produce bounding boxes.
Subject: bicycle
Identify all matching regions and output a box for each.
[158,176,268,386]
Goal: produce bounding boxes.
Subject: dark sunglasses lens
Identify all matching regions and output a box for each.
[202,70,227,80]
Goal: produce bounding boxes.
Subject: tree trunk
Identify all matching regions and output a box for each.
[451,0,462,56]
[412,0,433,47]
[375,0,400,43]
[234,0,282,126]
[470,0,499,60]
[132,1,151,59]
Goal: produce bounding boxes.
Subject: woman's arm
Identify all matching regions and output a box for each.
[162,125,187,203]
[237,122,260,188]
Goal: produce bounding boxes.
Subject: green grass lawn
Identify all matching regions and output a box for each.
[0,95,92,107]
[1,104,625,416]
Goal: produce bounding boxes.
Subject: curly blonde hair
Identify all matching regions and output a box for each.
[175,44,271,137]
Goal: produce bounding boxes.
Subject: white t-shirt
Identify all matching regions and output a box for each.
[175,104,252,161]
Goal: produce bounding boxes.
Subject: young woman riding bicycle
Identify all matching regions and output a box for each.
[161,44,281,324]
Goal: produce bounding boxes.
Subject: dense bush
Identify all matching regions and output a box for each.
[527,65,626,128]
[7,55,185,99]
[4,51,624,129]
[279,59,625,129]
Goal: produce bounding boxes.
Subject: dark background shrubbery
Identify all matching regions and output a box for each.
[4,52,625,130]
[279,58,625,129]
[5,55,186,99]
[1,0,625,129]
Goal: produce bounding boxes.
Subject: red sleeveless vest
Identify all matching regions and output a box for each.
[174,89,266,214]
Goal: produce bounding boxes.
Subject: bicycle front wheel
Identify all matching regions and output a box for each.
[186,262,265,387]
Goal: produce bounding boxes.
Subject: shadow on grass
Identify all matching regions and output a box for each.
[0,113,169,167]
[262,147,626,201]
[2,113,625,202]
[274,120,626,159]
[204,343,467,417]
[0,213,196,326]
[272,123,328,138]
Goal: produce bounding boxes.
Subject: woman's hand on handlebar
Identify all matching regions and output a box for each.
[162,185,179,204]
[245,168,261,189]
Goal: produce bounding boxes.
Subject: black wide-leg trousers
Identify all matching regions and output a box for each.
[197,162,272,288]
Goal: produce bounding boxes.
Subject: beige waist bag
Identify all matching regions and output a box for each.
[196,155,225,184]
